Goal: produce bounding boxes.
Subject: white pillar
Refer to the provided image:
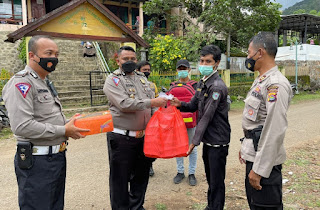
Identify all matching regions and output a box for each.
[22,0,27,25]
[138,2,144,37]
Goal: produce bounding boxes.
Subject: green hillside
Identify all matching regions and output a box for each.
[282,0,320,15]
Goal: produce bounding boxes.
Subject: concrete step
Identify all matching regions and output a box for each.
[51,70,98,76]
[60,95,107,105]
[58,90,104,98]
[50,74,90,80]
[53,80,91,86]
[62,105,109,116]
[55,85,91,92]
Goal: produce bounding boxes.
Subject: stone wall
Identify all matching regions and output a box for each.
[276,60,320,88]
[0,31,24,73]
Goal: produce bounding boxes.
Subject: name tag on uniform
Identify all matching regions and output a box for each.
[37,89,49,93]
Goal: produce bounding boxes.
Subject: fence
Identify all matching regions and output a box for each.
[89,71,108,106]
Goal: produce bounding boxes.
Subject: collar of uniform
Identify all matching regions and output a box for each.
[25,65,40,79]
[203,70,219,84]
[202,70,218,83]
[258,66,278,83]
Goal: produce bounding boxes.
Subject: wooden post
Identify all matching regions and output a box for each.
[254,71,259,78]
[26,36,31,65]
[27,0,32,22]
[138,2,144,37]
[22,0,27,25]
[219,70,230,88]
[224,69,230,88]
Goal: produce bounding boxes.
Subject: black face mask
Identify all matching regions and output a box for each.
[245,50,260,72]
[122,61,137,73]
[143,72,150,78]
[35,55,59,72]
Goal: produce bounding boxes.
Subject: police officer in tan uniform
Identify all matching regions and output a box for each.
[2,35,88,210]
[103,46,167,210]
[239,32,293,210]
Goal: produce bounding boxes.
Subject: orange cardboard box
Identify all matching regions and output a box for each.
[74,111,114,136]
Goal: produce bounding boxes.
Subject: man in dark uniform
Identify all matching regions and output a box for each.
[103,46,167,210]
[2,35,89,210]
[171,45,231,210]
[239,32,292,210]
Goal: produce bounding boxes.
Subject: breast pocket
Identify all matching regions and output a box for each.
[244,96,261,122]
[34,93,54,116]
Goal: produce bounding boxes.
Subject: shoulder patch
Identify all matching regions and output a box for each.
[267,85,278,102]
[212,92,220,100]
[15,83,31,98]
[112,77,120,86]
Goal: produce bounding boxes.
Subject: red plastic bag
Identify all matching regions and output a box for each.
[144,106,189,158]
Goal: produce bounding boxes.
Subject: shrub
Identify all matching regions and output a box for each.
[148,35,187,72]
[18,37,27,64]
[0,68,12,94]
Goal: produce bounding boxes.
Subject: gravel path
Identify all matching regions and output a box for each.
[1,100,319,210]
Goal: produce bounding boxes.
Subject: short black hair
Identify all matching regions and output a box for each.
[118,46,136,56]
[28,35,53,54]
[200,45,221,62]
[249,31,277,58]
[137,60,151,71]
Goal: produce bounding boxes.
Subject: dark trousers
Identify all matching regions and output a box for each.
[245,161,283,210]
[202,144,229,210]
[107,132,152,210]
[14,151,66,210]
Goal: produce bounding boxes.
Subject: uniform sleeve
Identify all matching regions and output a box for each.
[252,84,291,178]
[191,87,222,146]
[103,76,151,112]
[3,78,65,140]
[180,94,198,113]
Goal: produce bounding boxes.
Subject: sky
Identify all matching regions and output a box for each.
[274,0,304,10]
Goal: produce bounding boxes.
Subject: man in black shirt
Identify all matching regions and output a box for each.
[170,45,231,210]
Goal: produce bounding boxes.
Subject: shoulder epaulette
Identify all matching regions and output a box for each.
[135,71,145,77]
[269,73,279,84]
[14,70,28,78]
[112,69,124,76]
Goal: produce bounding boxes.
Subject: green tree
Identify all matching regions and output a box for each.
[293,9,306,14]
[197,0,282,48]
[317,11,320,16]
[309,10,317,15]
[144,0,281,49]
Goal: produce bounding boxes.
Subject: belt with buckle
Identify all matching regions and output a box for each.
[205,143,229,148]
[32,142,67,155]
[112,128,145,138]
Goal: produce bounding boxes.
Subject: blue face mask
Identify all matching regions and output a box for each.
[198,65,214,76]
[177,70,189,79]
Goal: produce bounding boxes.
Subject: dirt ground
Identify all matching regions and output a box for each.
[0,100,319,210]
